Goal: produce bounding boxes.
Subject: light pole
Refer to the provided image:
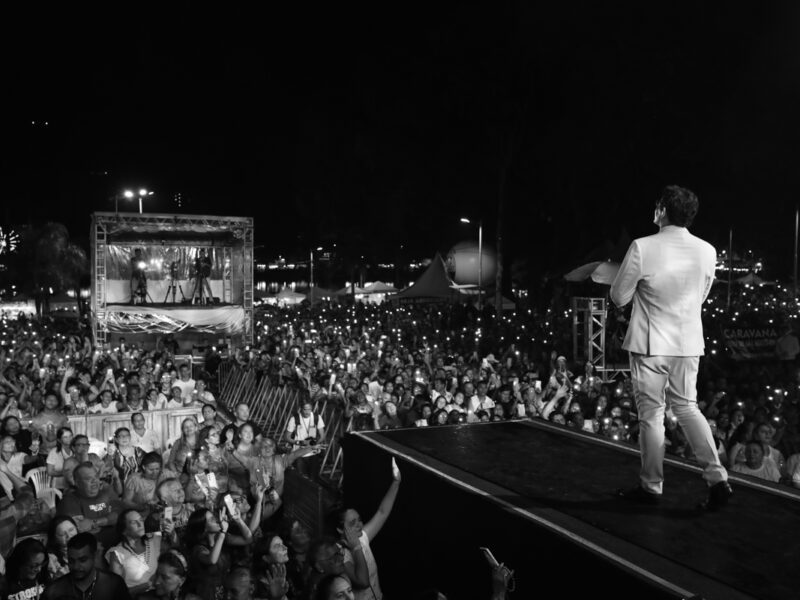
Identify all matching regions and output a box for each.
[460,217,483,309]
[310,246,323,303]
[123,189,154,214]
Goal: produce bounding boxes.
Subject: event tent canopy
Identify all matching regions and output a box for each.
[392,253,466,303]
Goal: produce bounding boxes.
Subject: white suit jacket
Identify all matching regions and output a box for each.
[610,225,715,357]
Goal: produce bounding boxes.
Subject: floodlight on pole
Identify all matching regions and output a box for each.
[459,217,483,309]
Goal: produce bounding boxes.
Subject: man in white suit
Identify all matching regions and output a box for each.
[610,185,732,510]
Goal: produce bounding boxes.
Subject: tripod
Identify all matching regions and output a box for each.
[132,274,153,305]
[191,275,213,304]
[163,262,186,304]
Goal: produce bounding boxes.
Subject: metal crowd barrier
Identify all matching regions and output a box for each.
[216,362,350,488]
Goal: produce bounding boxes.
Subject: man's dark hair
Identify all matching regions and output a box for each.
[657,185,699,227]
[67,532,98,555]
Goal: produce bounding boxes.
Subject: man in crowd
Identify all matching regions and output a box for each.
[57,462,122,548]
[42,532,132,600]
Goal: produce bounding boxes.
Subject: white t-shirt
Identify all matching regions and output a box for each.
[88,402,119,415]
[732,460,781,483]
[130,428,161,453]
[174,378,196,401]
[286,412,325,442]
[343,530,382,600]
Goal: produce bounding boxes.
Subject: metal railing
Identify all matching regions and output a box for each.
[217,362,350,488]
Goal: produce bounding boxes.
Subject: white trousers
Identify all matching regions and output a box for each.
[629,353,727,494]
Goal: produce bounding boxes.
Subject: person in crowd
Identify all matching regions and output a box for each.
[284,402,326,477]
[226,423,258,491]
[42,532,132,600]
[46,515,79,579]
[306,538,347,600]
[56,462,122,549]
[0,459,35,558]
[1,537,50,600]
[130,412,161,454]
[174,363,196,403]
[333,459,401,600]
[120,383,149,413]
[88,388,119,414]
[232,403,262,440]
[123,452,177,516]
[731,440,782,482]
[1,417,32,458]
[106,508,175,595]
[194,378,215,406]
[252,533,295,599]
[376,401,402,430]
[185,507,233,600]
[63,434,120,495]
[611,185,731,510]
[154,478,195,539]
[45,426,73,491]
[0,435,31,486]
[220,424,238,452]
[136,550,203,600]
[31,392,68,458]
[110,427,146,485]
[199,403,224,432]
[167,417,200,474]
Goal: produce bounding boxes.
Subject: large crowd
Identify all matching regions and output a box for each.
[0,279,797,599]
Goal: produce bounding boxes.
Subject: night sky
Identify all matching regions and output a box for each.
[4,3,800,282]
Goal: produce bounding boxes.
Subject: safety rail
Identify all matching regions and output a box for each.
[217,362,350,488]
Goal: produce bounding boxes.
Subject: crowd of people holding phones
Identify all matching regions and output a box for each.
[0,273,797,598]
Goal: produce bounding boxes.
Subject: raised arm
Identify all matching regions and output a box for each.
[363,458,401,541]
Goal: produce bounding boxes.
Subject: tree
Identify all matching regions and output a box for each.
[7,223,88,316]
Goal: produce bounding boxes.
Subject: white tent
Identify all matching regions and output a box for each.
[276,288,306,306]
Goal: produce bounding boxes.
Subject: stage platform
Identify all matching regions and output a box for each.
[343,421,800,600]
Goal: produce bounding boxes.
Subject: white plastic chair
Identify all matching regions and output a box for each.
[37,487,62,510]
[26,467,53,495]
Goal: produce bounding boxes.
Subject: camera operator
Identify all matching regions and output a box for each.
[129,248,147,303]
[284,401,325,478]
[192,248,213,304]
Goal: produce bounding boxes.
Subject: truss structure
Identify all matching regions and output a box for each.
[91,212,254,346]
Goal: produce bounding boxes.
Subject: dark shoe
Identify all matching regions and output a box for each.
[616,485,662,506]
[699,481,733,511]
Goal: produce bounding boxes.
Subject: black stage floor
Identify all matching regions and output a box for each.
[344,421,800,600]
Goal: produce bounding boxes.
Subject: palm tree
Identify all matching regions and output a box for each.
[8,223,88,316]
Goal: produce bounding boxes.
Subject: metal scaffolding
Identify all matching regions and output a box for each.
[90,212,254,346]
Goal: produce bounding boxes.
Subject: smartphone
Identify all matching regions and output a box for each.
[194,473,210,497]
[206,471,218,490]
[480,547,500,568]
[535,380,542,393]
[223,493,236,515]
[163,506,173,521]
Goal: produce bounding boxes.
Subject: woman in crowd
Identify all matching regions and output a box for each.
[107,508,175,595]
[225,423,257,491]
[313,574,355,600]
[334,459,401,600]
[123,451,176,515]
[46,515,78,579]
[167,417,199,474]
[1,537,50,600]
[0,416,32,458]
[111,426,146,484]
[376,400,402,430]
[220,424,238,452]
[137,550,203,600]
[198,426,228,478]
[253,532,296,599]
[185,507,233,600]
[45,426,73,490]
[0,434,30,482]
